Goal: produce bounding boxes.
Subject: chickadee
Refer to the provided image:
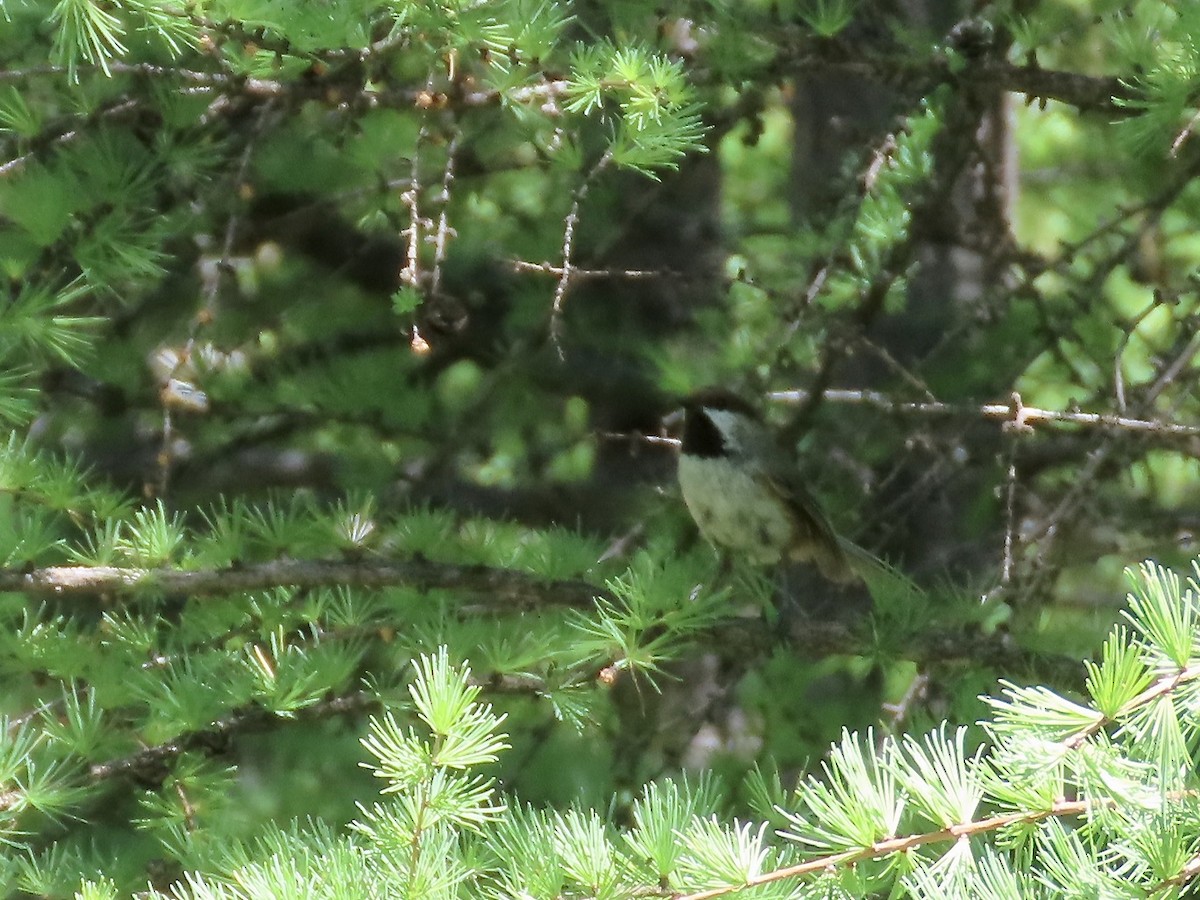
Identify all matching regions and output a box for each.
[676,390,858,583]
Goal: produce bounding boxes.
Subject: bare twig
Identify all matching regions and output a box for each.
[398,84,436,352]
[880,671,929,737]
[550,149,613,359]
[429,133,460,299]
[1000,439,1019,587]
[598,429,681,449]
[769,389,1200,439]
[399,112,428,293]
[1113,297,1160,413]
[1023,328,1200,590]
[512,260,669,280]
[1170,105,1200,157]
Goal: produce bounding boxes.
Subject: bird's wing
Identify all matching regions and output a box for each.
[759,469,858,583]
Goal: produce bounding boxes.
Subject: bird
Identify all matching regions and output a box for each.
[675,388,923,611]
[675,389,859,583]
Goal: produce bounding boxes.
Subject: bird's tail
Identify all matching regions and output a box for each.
[837,536,923,607]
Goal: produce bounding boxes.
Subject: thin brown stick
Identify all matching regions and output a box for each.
[512,260,668,280]
[550,149,613,358]
[1000,440,1019,586]
[429,133,460,299]
[769,390,1200,439]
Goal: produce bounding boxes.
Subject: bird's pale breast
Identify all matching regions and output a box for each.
[677,455,794,564]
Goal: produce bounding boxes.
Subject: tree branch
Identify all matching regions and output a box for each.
[967,59,1129,115]
[675,798,1094,900]
[0,558,610,607]
[770,389,1200,440]
[84,691,378,785]
[673,645,1200,900]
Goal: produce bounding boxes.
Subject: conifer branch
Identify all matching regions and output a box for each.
[32,673,560,797]
[0,559,610,607]
[966,60,1129,115]
[1,55,1129,116]
[81,691,377,786]
[1063,661,1200,750]
[674,798,1092,900]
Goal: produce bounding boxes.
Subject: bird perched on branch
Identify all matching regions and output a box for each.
[676,389,915,598]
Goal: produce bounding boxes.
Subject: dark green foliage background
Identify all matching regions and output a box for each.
[3,0,1200,895]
